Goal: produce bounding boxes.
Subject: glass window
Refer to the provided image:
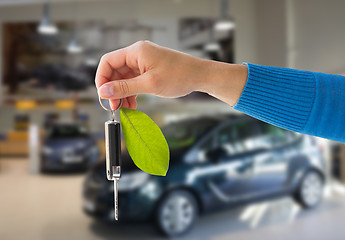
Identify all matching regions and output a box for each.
[217,121,254,156]
[163,119,217,150]
[196,135,215,163]
[258,122,290,148]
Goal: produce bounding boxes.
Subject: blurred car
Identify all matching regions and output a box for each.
[41,123,100,172]
[83,114,325,237]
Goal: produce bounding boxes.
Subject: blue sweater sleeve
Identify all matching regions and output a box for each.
[233,63,345,144]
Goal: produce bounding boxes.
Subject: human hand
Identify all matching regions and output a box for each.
[95,41,247,109]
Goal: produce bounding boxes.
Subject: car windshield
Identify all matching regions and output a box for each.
[49,125,90,139]
[162,119,217,150]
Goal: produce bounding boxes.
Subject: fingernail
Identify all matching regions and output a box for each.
[99,85,114,98]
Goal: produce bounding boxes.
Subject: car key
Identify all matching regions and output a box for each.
[99,97,122,220]
[105,118,121,220]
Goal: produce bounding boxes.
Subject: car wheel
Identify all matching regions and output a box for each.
[294,170,324,208]
[156,190,198,237]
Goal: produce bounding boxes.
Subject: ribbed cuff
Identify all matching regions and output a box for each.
[233,63,316,132]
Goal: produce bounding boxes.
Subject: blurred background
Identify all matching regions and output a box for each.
[1,0,345,239]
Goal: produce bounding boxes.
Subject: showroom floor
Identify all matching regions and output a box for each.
[1,158,345,240]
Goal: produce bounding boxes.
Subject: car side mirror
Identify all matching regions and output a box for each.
[184,149,200,164]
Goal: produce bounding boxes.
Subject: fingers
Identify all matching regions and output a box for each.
[98,73,153,99]
[110,96,137,110]
[127,95,138,109]
[96,41,156,110]
[95,48,128,88]
[109,99,121,110]
[95,41,149,88]
[96,41,156,87]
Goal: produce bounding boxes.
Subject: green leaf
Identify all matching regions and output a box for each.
[120,108,169,176]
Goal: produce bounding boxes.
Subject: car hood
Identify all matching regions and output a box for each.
[43,138,95,151]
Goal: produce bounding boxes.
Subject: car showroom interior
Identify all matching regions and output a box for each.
[1,0,345,239]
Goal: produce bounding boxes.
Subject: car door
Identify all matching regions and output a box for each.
[184,120,254,209]
[210,120,258,200]
[249,121,293,196]
[187,120,257,208]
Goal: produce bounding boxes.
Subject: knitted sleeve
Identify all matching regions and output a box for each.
[233,63,345,144]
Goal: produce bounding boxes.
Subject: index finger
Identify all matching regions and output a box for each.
[95,48,127,88]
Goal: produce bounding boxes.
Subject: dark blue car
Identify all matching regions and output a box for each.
[41,124,100,172]
[83,114,325,236]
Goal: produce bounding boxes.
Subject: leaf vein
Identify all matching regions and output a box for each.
[121,109,158,170]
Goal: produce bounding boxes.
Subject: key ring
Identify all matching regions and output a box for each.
[99,96,123,121]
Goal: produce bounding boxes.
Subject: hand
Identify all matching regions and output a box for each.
[95,41,208,109]
[95,41,247,109]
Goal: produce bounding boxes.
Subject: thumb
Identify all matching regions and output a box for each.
[98,73,151,99]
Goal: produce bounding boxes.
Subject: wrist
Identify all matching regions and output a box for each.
[199,60,248,106]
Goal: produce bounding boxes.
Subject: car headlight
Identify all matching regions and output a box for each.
[42,146,53,155]
[109,171,149,191]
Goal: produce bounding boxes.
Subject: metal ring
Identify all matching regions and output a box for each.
[98,97,123,112]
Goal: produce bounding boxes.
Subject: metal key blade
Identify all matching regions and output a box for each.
[114,178,119,220]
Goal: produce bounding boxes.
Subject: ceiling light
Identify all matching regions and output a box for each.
[37,3,58,35]
[214,20,235,32]
[38,21,58,35]
[204,42,220,52]
[215,0,235,32]
[67,38,83,54]
[67,1,83,54]
[85,57,97,66]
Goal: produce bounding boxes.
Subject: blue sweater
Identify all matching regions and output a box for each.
[233,63,345,144]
